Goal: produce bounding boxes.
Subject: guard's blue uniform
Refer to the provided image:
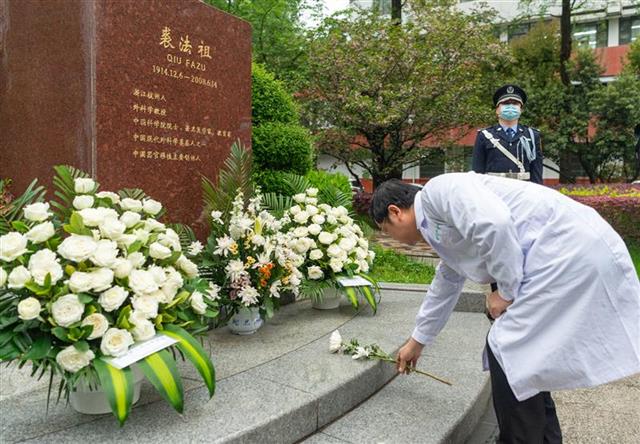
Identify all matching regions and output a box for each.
[472,124,544,184]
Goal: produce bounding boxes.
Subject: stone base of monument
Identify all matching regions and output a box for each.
[0,286,490,443]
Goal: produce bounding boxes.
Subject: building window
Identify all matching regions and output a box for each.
[573,21,608,48]
[508,22,531,41]
[419,149,446,178]
[620,16,640,45]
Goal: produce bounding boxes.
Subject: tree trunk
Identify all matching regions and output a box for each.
[391,0,402,24]
[559,0,572,87]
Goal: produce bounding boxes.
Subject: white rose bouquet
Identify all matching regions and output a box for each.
[283,188,379,312]
[0,166,216,425]
[200,190,303,319]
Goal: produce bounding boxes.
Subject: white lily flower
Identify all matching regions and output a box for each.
[329,330,343,353]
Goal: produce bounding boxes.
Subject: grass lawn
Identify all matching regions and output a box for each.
[369,245,435,284]
[627,240,640,277]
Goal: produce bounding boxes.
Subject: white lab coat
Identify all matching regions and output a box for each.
[412,172,640,401]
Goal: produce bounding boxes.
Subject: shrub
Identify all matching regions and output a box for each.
[252,122,313,193]
[556,184,640,241]
[253,170,295,196]
[353,191,373,216]
[305,170,351,194]
[252,63,298,126]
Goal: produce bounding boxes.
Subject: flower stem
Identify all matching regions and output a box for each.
[377,356,452,386]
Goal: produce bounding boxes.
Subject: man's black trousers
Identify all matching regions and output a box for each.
[486,342,563,443]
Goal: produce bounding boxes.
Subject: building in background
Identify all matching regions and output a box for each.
[318,0,639,187]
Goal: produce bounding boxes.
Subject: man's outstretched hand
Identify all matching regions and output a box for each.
[396,338,424,374]
[486,290,512,320]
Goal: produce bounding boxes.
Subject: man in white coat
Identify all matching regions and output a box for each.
[370,173,640,443]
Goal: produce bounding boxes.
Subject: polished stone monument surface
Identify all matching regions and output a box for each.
[0,0,251,227]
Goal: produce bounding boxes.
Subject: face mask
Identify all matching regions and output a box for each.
[499,104,521,121]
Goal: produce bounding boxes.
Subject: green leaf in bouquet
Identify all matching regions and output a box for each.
[127,240,143,255]
[93,358,135,426]
[73,340,90,352]
[204,309,219,319]
[263,298,275,319]
[165,290,190,310]
[51,327,68,341]
[0,330,13,347]
[62,211,92,236]
[11,221,30,233]
[0,315,19,330]
[79,324,94,340]
[358,285,377,314]
[67,327,85,342]
[0,340,21,360]
[77,293,93,304]
[24,280,51,296]
[343,286,359,310]
[138,349,184,413]
[158,251,181,267]
[116,305,133,330]
[161,324,215,398]
[0,178,47,236]
[22,336,52,360]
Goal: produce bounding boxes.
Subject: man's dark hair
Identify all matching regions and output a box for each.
[369,179,420,223]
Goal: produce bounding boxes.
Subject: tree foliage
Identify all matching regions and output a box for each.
[302,0,507,186]
[203,0,319,90]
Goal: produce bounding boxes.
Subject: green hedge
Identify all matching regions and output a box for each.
[252,122,313,175]
[305,170,351,194]
[252,63,298,126]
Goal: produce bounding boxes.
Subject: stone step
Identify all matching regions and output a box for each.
[301,310,491,444]
[0,288,490,443]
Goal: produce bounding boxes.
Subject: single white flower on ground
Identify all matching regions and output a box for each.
[81,313,109,339]
[100,328,134,357]
[329,330,342,353]
[0,232,29,262]
[8,266,31,289]
[188,241,204,256]
[23,202,52,222]
[74,177,96,194]
[17,297,41,321]
[25,221,55,244]
[98,286,129,312]
[352,346,370,360]
[51,294,85,327]
[56,345,95,373]
[190,291,207,315]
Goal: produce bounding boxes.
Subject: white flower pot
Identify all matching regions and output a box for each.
[312,287,341,310]
[228,307,263,335]
[70,365,144,415]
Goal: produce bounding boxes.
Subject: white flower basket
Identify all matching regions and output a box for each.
[228,307,263,335]
[70,365,144,415]
[312,286,341,310]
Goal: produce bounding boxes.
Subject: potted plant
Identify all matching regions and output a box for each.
[199,190,303,334]
[282,188,379,312]
[0,166,216,425]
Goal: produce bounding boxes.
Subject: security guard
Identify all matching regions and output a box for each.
[472,85,543,184]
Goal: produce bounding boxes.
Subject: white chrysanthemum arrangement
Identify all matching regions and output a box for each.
[283,188,378,309]
[201,190,304,318]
